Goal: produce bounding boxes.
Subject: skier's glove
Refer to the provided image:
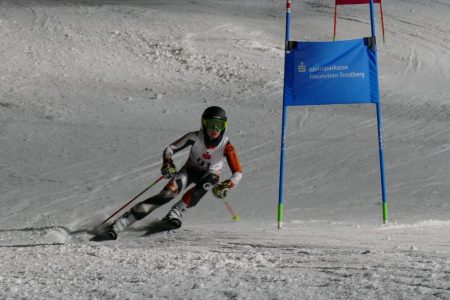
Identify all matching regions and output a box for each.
[161,158,177,179]
[212,180,232,199]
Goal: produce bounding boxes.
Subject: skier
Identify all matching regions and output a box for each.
[105,106,243,239]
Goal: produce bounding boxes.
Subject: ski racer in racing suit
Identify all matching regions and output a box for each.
[106,106,242,239]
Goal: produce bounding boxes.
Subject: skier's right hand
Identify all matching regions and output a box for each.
[161,158,177,179]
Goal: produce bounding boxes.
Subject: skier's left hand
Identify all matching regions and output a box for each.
[161,158,177,179]
[212,180,232,199]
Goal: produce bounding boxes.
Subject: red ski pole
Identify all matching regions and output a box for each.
[221,197,240,221]
[98,175,165,227]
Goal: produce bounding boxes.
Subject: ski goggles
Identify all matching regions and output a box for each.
[202,118,227,131]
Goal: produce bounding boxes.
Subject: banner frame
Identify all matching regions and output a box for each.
[278,0,388,229]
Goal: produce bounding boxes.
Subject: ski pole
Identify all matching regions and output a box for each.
[220,197,240,221]
[204,183,240,221]
[99,175,165,226]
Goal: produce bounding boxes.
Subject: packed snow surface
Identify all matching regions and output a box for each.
[1,0,450,299]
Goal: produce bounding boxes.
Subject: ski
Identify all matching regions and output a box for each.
[141,219,181,237]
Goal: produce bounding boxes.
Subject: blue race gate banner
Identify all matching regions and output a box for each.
[278,0,388,229]
[284,38,379,106]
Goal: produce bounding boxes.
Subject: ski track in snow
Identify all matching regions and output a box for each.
[1,0,450,299]
[1,223,450,299]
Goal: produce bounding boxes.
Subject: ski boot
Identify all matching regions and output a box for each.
[164,207,183,229]
[107,211,138,239]
[90,223,118,241]
[105,225,118,240]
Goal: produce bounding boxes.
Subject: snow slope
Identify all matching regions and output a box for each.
[1,0,450,299]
